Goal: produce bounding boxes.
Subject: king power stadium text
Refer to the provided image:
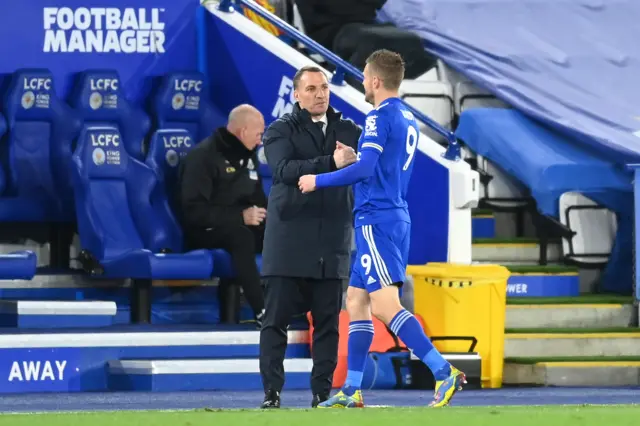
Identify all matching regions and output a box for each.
[507,283,528,295]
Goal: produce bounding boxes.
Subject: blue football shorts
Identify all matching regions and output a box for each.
[350,221,410,294]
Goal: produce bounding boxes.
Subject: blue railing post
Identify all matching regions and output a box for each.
[443,136,461,161]
[629,164,640,302]
[218,0,234,12]
[331,69,346,85]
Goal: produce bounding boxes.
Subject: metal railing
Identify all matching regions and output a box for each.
[215,0,461,161]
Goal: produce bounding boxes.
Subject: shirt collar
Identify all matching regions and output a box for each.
[312,114,327,127]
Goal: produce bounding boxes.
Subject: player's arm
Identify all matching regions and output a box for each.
[314,150,380,188]
[313,110,389,189]
[263,124,336,186]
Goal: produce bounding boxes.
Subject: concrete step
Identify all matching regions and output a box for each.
[109,358,313,391]
[504,328,640,358]
[503,357,640,386]
[506,295,635,305]
[0,300,117,328]
[0,327,310,394]
[472,238,561,263]
[506,301,636,329]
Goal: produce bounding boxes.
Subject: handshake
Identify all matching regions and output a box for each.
[333,141,357,169]
[298,141,356,194]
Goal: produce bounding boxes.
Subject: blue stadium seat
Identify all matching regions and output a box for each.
[152,72,224,143]
[71,125,213,280]
[0,251,37,280]
[144,128,194,253]
[0,110,38,277]
[0,69,80,221]
[69,70,150,161]
[0,114,7,196]
[256,145,272,196]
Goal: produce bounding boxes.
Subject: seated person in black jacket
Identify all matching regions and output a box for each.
[178,104,266,325]
[296,0,436,86]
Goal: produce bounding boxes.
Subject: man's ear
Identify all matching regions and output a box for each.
[293,89,299,102]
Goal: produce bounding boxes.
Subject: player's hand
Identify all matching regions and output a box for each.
[298,175,317,194]
[243,206,267,226]
[334,142,356,169]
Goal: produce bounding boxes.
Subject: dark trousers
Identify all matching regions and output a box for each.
[259,276,343,395]
[333,23,437,89]
[188,225,265,317]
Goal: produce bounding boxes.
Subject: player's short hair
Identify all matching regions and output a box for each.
[293,65,327,90]
[365,50,405,91]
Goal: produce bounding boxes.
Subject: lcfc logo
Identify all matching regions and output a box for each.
[21,91,35,109]
[92,147,106,165]
[89,92,103,110]
[171,92,185,110]
[165,149,179,167]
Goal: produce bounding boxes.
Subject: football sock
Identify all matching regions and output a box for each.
[389,309,451,381]
[343,320,375,396]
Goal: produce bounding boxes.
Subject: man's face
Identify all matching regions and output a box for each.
[363,64,376,105]
[238,116,265,150]
[294,71,330,116]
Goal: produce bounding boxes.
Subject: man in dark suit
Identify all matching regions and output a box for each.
[259,66,361,408]
[178,104,267,326]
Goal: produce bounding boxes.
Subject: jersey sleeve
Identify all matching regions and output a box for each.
[360,109,390,154]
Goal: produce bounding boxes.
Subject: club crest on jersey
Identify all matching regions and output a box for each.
[365,115,378,137]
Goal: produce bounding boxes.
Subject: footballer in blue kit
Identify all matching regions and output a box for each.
[349,94,415,295]
[298,50,466,408]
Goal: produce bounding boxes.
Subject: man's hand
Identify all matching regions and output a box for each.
[298,175,317,194]
[333,140,356,169]
[336,141,353,151]
[243,205,267,226]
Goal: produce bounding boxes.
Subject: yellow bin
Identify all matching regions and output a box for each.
[407,263,510,389]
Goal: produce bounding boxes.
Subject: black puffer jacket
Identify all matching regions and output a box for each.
[178,128,266,237]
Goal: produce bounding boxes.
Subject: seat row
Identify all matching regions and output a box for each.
[0,68,225,224]
[0,70,265,310]
[8,123,263,321]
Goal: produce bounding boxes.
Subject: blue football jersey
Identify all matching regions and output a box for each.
[354,97,419,227]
